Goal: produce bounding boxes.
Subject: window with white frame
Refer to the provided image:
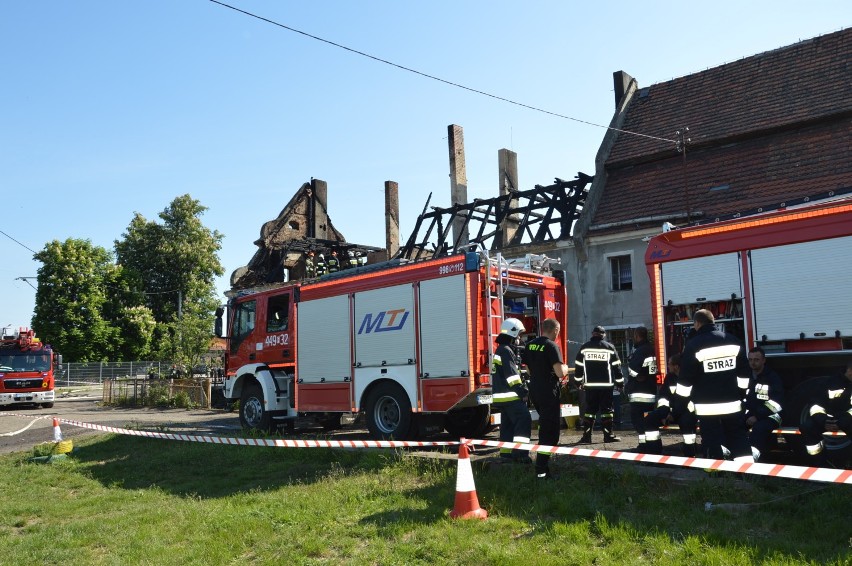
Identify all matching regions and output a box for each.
[609,254,632,291]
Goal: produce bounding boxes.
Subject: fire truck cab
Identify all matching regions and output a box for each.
[0,326,61,408]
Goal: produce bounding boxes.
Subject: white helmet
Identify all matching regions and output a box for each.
[500,318,526,338]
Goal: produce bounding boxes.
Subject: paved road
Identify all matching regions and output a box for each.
[0,387,242,455]
[1,386,647,457]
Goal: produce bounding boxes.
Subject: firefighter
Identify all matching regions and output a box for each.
[492,318,532,464]
[643,353,698,456]
[522,317,570,479]
[799,360,852,463]
[347,250,359,269]
[304,251,316,278]
[676,309,753,462]
[327,250,340,273]
[744,346,784,461]
[315,253,327,276]
[626,326,657,452]
[574,325,623,444]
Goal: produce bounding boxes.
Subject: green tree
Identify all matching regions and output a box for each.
[115,194,224,364]
[32,239,123,362]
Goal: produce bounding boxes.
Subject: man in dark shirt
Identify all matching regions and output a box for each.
[522,318,569,480]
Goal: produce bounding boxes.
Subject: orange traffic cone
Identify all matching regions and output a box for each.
[449,441,487,520]
[52,418,73,454]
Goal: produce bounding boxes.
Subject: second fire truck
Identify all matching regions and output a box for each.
[216,247,568,440]
[0,326,62,408]
[644,197,852,451]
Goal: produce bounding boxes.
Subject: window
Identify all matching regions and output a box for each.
[266,294,290,332]
[230,300,256,354]
[610,255,632,291]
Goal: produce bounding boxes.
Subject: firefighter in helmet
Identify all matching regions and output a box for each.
[347,249,359,269]
[304,250,316,278]
[327,249,340,273]
[492,317,532,464]
[315,253,327,276]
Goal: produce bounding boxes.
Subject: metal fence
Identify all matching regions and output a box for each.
[57,361,211,387]
[101,377,213,408]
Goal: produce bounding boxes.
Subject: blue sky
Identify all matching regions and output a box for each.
[1,1,848,330]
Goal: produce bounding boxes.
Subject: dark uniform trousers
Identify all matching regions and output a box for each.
[699,413,751,460]
[529,378,561,473]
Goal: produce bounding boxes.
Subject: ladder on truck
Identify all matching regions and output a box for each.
[483,248,511,367]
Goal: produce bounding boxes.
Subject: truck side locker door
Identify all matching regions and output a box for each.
[662,253,742,304]
[750,235,852,340]
[298,294,352,383]
[419,274,470,379]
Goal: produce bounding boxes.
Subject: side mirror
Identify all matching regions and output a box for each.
[214,306,225,338]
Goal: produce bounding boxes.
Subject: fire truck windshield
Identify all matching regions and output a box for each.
[0,352,50,372]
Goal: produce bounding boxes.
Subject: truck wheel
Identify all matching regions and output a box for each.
[784,377,851,452]
[240,382,273,432]
[444,405,492,439]
[364,382,412,440]
[41,402,55,409]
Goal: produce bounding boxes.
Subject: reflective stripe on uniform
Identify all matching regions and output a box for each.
[764,399,782,413]
[506,374,522,387]
[683,434,696,444]
[513,435,530,443]
[737,376,750,389]
[693,400,742,416]
[770,413,782,424]
[806,441,824,455]
[628,392,656,403]
[645,430,661,441]
[675,383,692,397]
[828,388,845,399]
[809,404,826,417]
[657,398,671,409]
[584,382,616,388]
[493,392,519,402]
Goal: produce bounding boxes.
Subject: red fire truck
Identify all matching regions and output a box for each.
[215,247,568,440]
[0,326,62,408]
[644,197,852,451]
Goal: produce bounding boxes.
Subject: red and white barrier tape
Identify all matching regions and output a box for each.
[3,413,848,483]
[56,418,461,449]
[463,438,852,485]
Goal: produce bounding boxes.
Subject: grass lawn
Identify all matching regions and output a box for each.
[1,433,850,565]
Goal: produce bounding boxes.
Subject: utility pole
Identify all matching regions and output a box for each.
[676,127,692,224]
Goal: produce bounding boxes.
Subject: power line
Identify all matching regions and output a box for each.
[209,0,676,146]
[0,229,38,254]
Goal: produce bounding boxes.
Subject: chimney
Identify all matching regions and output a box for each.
[384,180,399,260]
[613,70,634,109]
[447,124,469,249]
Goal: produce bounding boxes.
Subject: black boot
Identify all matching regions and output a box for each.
[603,419,620,443]
[645,439,663,455]
[578,417,594,444]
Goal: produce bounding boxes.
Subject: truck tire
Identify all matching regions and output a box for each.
[240,382,273,433]
[364,382,412,440]
[444,405,492,439]
[783,377,851,452]
[41,402,54,409]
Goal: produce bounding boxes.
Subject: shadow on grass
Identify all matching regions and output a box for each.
[69,433,398,498]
